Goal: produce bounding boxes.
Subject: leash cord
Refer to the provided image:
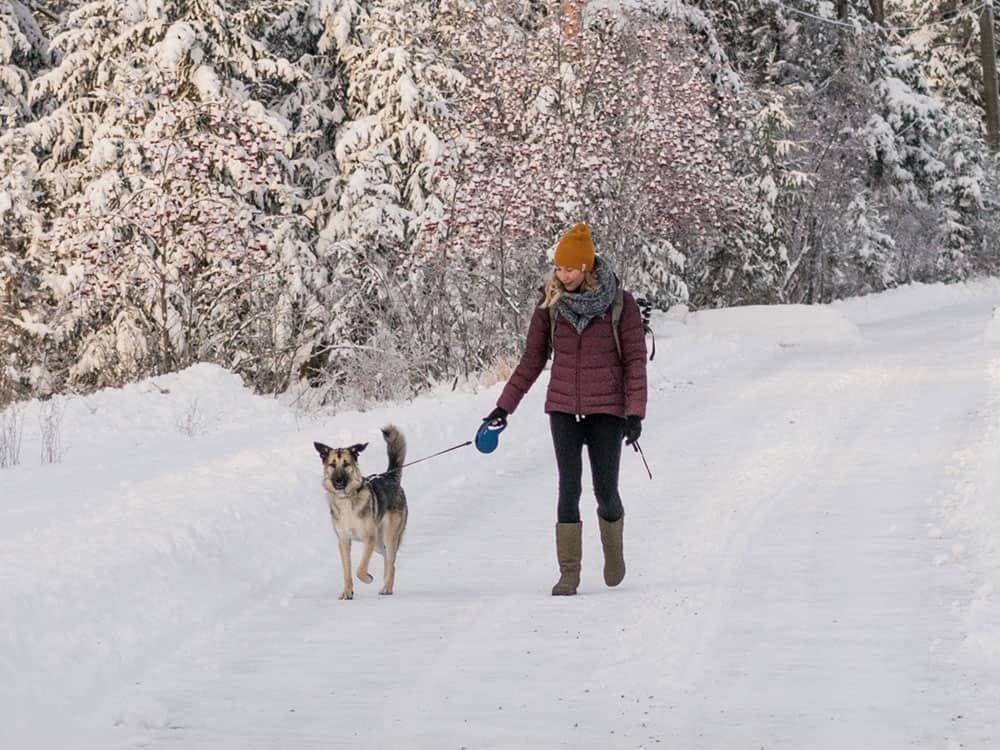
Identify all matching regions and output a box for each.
[366,440,473,480]
[367,435,652,481]
[633,440,653,480]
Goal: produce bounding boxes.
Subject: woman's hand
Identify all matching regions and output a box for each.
[483,407,508,428]
[624,415,642,446]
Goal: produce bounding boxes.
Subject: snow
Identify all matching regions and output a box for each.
[155,21,196,71]
[681,302,864,347]
[3,281,1000,748]
[89,138,119,170]
[192,64,221,100]
[983,305,1000,343]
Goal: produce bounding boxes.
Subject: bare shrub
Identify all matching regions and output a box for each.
[0,402,25,469]
[175,398,208,437]
[38,397,65,465]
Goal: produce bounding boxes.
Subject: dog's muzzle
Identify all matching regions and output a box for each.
[331,475,348,491]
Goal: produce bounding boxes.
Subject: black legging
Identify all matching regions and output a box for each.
[549,412,625,524]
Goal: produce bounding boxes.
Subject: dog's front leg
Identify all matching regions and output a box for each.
[338,537,354,600]
[356,537,375,584]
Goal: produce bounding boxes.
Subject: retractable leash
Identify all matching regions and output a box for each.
[366,439,472,480]
[632,439,653,480]
[366,417,510,480]
[474,419,507,454]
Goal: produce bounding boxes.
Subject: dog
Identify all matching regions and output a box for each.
[314,425,408,600]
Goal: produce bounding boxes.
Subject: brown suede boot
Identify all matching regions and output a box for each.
[552,522,582,596]
[598,514,625,586]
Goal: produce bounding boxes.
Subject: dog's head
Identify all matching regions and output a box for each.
[314,441,367,495]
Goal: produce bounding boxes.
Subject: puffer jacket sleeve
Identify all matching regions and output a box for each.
[497,302,550,414]
[619,292,648,419]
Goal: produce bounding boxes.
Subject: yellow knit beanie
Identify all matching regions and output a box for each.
[553,223,595,272]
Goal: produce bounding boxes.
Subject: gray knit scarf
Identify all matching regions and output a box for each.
[555,255,618,334]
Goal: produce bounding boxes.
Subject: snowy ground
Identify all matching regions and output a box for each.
[3,280,1000,749]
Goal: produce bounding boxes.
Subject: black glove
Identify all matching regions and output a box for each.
[483,406,508,428]
[624,415,642,447]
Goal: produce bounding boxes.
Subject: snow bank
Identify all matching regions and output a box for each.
[0,364,324,747]
[984,305,1000,343]
[833,279,1000,325]
[664,303,863,347]
[69,363,290,444]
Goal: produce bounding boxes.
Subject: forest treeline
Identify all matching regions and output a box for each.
[1,0,997,406]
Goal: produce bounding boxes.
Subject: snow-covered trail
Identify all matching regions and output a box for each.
[5,284,1000,749]
[656,331,996,748]
[114,299,997,748]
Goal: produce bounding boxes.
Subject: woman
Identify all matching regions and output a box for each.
[482,222,648,595]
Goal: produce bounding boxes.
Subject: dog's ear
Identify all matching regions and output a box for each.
[314,442,331,461]
[348,442,368,457]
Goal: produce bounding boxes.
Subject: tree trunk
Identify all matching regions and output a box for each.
[980,3,1000,149]
[869,0,884,24]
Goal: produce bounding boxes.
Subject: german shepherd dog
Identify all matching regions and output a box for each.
[314,425,408,600]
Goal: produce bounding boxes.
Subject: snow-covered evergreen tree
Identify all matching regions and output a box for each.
[26,0,300,199]
[0,125,46,395]
[694,0,993,301]
[41,94,294,387]
[2,0,998,403]
[0,0,46,127]
[893,0,999,278]
[301,0,463,402]
[631,237,689,310]
[699,93,806,306]
[858,49,990,284]
[0,0,49,397]
[896,0,985,108]
[843,191,898,292]
[14,0,311,391]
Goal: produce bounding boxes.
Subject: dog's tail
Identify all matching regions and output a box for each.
[382,424,406,481]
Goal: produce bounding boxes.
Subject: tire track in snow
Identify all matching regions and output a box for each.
[81,304,1000,750]
[928,349,1000,747]
[639,340,998,748]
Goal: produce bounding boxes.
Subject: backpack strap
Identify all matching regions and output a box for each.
[610,286,624,361]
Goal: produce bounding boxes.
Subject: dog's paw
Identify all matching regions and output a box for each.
[356,571,374,584]
[379,588,393,596]
[338,590,354,600]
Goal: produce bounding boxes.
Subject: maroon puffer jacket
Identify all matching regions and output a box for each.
[497,291,647,419]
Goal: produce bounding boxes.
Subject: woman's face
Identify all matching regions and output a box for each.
[555,265,585,292]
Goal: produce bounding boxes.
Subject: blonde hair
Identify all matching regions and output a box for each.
[540,267,599,309]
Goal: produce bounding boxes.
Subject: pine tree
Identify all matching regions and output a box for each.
[0,0,49,395]
[40,92,295,388]
[303,0,462,402]
[844,191,897,292]
[16,0,310,391]
[896,0,985,108]
[632,237,689,310]
[893,0,999,277]
[859,49,990,283]
[700,93,806,307]
[0,0,46,127]
[693,0,993,300]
